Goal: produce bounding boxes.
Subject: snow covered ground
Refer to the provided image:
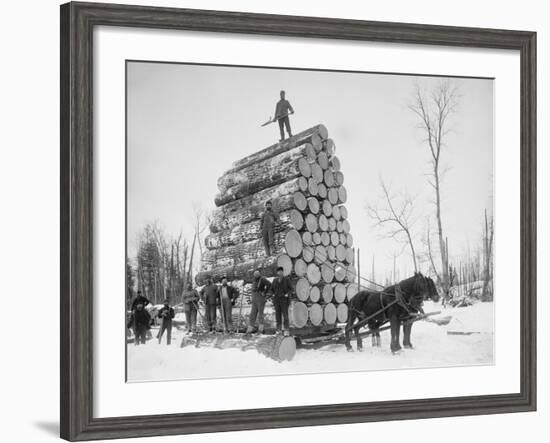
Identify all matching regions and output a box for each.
[127,301,494,382]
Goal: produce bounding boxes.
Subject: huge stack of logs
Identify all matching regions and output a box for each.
[197,124,357,329]
[193,125,358,360]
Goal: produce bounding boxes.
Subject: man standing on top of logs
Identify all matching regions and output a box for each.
[271,266,293,336]
[182,281,200,334]
[200,278,219,333]
[274,90,294,141]
[260,200,278,256]
[219,277,240,333]
[247,270,272,334]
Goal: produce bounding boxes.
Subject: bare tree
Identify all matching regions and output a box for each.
[409,79,459,297]
[481,208,494,301]
[367,178,419,272]
[421,219,442,286]
[184,203,211,287]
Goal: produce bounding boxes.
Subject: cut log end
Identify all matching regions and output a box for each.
[277,254,293,276]
[284,229,303,258]
[324,303,337,325]
[290,301,308,328]
[337,303,349,323]
[309,303,323,326]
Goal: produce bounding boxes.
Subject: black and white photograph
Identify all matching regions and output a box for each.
[125,61,494,382]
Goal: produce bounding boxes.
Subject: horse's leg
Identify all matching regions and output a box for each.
[345,313,355,351]
[403,320,413,348]
[369,321,381,347]
[355,326,363,351]
[374,322,382,347]
[390,314,402,353]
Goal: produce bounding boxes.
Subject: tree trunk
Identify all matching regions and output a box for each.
[215,147,313,205]
[434,164,450,298]
[209,180,300,233]
[201,234,285,271]
[205,210,294,249]
[180,333,297,362]
[196,254,283,284]
[228,124,328,173]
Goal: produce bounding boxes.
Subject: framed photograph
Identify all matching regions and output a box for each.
[60,1,536,441]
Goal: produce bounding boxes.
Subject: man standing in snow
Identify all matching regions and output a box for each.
[182,281,200,334]
[260,200,278,256]
[247,270,271,334]
[274,90,294,141]
[157,299,175,345]
[218,277,239,332]
[130,290,150,312]
[127,303,151,345]
[200,278,219,333]
[271,266,292,335]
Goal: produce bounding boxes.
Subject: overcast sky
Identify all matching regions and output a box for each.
[127,61,493,283]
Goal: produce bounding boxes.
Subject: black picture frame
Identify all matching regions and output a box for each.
[60,2,537,441]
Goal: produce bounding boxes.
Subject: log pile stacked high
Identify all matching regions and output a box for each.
[196,124,358,332]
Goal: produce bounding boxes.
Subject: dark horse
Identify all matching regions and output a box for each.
[345,273,440,353]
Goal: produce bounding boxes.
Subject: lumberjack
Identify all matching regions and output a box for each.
[247,270,272,334]
[127,302,151,345]
[260,200,278,256]
[157,299,175,345]
[219,277,239,333]
[271,266,292,336]
[182,281,200,334]
[274,90,294,141]
[200,278,219,333]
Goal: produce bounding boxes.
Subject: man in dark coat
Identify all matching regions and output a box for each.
[182,282,200,333]
[260,200,278,256]
[128,303,151,345]
[218,277,239,332]
[271,266,293,335]
[157,299,175,345]
[247,270,271,334]
[130,290,150,312]
[200,278,219,332]
[274,90,294,141]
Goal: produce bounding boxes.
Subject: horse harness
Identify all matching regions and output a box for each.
[350,284,418,326]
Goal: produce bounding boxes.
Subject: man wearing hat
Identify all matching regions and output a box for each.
[247,270,271,334]
[157,299,175,345]
[182,281,200,334]
[271,266,292,335]
[218,277,239,332]
[260,200,278,255]
[130,290,150,312]
[127,302,151,345]
[200,278,220,333]
[274,90,294,141]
